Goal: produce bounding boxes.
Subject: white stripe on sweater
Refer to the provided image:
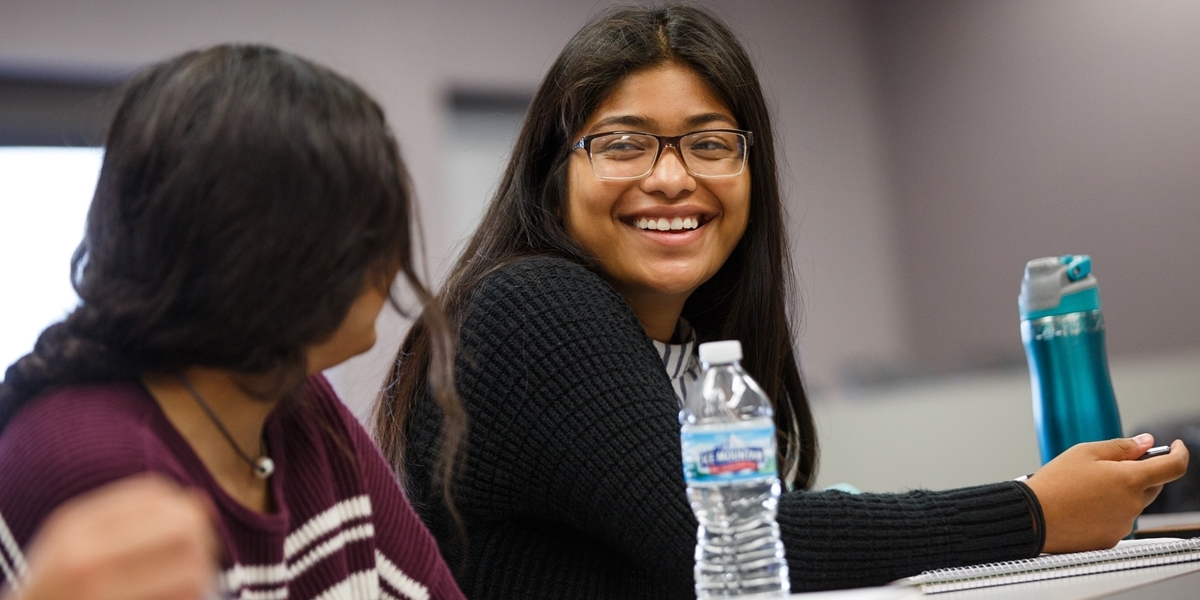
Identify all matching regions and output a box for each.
[376,550,429,600]
[233,586,289,600]
[220,522,377,598]
[288,523,375,579]
[284,495,372,558]
[311,569,379,600]
[217,495,378,597]
[220,561,288,590]
[0,512,28,589]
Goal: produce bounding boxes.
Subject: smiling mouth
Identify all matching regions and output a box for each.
[630,215,705,232]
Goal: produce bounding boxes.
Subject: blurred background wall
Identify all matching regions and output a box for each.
[2,0,1197,491]
[876,0,1200,375]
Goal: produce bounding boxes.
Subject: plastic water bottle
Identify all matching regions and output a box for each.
[1019,254,1123,464]
[679,340,789,598]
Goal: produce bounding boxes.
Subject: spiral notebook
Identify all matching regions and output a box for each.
[893,537,1200,594]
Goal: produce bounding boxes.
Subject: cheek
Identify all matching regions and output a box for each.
[733,199,750,239]
[718,181,752,244]
[564,159,612,245]
[734,174,752,220]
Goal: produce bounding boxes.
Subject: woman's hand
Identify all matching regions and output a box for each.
[1025,434,1189,554]
[7,474,220,600]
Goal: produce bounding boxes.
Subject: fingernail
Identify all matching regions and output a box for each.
[1133,433,1153,445]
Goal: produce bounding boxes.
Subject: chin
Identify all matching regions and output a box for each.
[646,269,712,295]
[352,335,378,358]
[639,278,706,298]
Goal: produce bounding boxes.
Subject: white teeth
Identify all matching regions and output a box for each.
[634,215,702,231]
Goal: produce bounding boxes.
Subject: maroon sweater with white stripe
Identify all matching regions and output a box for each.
[0,375,464,600]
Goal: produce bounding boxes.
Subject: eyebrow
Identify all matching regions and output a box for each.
[685,112,738,129]
[589,115,653,132]
[587,112,738,134]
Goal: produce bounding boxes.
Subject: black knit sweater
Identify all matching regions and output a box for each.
[403,256,1043,598]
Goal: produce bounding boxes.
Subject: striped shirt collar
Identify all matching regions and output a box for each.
[651,319,701,406]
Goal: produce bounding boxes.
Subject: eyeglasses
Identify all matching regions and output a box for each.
[571,129,753,180]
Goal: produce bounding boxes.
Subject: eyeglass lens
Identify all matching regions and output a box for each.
[588,131,747,179]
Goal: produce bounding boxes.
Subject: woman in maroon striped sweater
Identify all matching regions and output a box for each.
[0,45,464,600]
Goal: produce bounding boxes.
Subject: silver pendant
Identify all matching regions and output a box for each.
[254,456,275,479]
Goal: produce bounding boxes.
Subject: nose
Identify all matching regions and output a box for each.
[640,146,696,198]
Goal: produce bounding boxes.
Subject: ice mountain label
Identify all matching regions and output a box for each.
[681,421,778,484]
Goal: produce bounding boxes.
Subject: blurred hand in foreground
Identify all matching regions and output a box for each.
[4,474,219,600]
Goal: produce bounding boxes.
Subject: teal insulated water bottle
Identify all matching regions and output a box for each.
[1019,255,1122,465]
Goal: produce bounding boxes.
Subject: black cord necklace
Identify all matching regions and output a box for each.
[176,373,275,479]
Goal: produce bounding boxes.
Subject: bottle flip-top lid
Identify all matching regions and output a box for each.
[1018,254,1101,320]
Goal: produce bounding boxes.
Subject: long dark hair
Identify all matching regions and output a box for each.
[377,4,818,489]
[0,45,459,456]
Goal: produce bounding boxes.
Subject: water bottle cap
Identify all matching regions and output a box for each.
[698,340,742,365]
[1019,254,1101,320]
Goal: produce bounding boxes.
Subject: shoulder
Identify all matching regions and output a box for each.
[299,374,394,468]
[298,373,356,429]
[285,374,374,463]
[476,256,620,306]
[467,255,636,332]
[292,373,404,485]
[2,381,168,474]
[0,382,174,544]
[454,254,668,408]
[293,377,464,597]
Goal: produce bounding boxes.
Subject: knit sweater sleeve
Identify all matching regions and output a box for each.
[426,256,1041,595]
[777,483,1042,590]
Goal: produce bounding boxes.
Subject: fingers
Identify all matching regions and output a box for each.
[1130,439,1189,488]
[1170,437,1189,467]
[1084,433,1154,461]
[183,488,223,563]
[1079,436,1186,489]
[104,484,220,600]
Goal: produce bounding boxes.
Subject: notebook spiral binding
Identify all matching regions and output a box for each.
[904,537,1200,594]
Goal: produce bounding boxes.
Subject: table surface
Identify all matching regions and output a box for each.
[788,559,1200,600]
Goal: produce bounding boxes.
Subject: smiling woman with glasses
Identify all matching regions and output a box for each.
[374,4,1188,599]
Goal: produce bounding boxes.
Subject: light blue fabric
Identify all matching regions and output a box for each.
[824,483,863,494]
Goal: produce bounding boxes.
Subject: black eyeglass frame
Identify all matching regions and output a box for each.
[570,128,755,180]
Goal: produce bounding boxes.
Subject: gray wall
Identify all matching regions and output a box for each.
[875,0,1200,373]
[1,0,1197,423]
[813,350,1200,492]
